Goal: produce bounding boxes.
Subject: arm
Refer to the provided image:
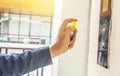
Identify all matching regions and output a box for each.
[0,18,77,76]
[0,46,52,76]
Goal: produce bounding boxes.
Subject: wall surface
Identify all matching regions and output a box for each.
[58,0,91,76]
[88,0,120,76]
[109,0,120,76]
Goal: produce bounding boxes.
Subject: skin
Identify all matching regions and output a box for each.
[50,18,77,58]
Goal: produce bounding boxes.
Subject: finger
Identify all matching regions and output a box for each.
[70,38,76,44]
[68,44,74,49]
[65,26,74,37]
[68,39,76,49]
[68,29,77,49]
[69,29,77,41]
[71,29,77,40]
[73,29,77,37]
[60,19,77,32]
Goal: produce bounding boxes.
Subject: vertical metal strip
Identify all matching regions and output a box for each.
[18,14,21,42]
[36,69,39,76]
[23,49,30,76]
[29,15,32,39]
[7,12,10,42]
[49,17,52,45]
[41,68,44,76]
[5,49,8,54]
[1,12,4,36]
[0,49,1,53]
[39,16,42,44]
[0,12,2,35]
[28,14,32,76]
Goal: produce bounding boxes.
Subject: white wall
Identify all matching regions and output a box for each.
[88,0,120,76]
[58,0,91,76]
[109,0,120,76]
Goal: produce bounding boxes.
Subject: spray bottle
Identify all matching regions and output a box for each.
[70,21,77,40]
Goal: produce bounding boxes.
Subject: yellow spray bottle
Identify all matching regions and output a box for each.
[70,21,77,40]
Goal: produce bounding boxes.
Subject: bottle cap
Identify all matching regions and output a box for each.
[70,21,77,29]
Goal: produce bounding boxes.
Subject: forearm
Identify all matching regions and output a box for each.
[0,46,52,76]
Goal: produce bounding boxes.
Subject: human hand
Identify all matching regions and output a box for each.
[50,18,77,58]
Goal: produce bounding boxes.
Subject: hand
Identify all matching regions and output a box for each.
[50,18,77,58]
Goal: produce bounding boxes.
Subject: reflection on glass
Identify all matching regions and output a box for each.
[97,17,110,68]
[97,0,111,69]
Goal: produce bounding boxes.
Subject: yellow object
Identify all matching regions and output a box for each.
[70,21,77,29]
[0,0,54,16]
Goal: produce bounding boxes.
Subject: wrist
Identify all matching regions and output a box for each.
[49,44,61,58]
